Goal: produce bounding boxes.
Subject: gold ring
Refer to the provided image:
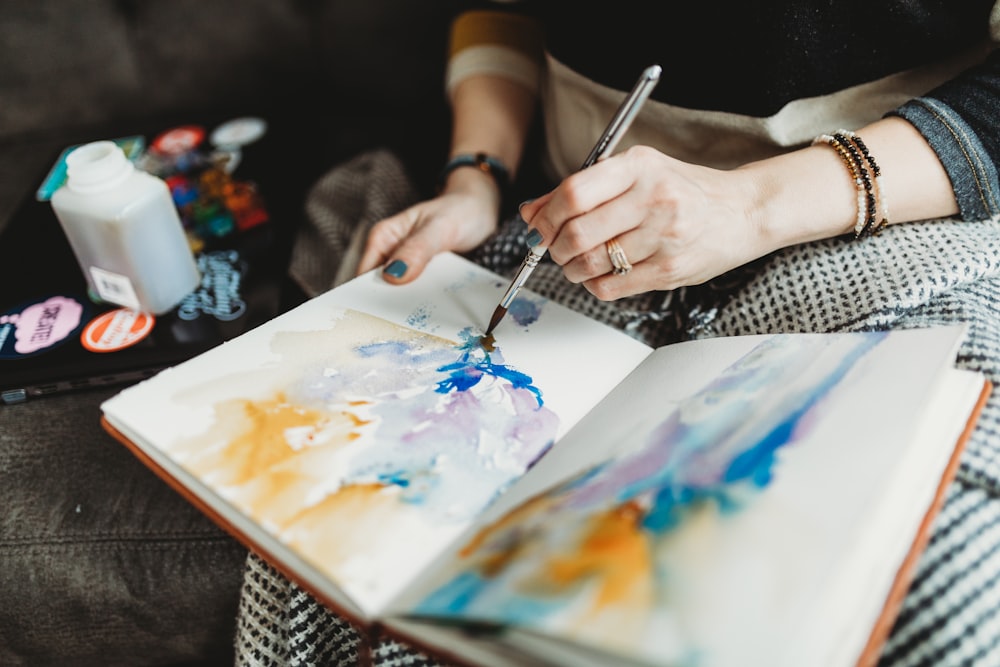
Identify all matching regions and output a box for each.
[605,237,632,276]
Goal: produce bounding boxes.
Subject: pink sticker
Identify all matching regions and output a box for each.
[9,296,85,354]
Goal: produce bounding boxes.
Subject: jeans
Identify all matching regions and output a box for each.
[892,47,1000,221]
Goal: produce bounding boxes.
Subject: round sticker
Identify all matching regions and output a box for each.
[0,295,87,359]
[210,117,267,148]
[151,125,206,155]
[81,308,155,353]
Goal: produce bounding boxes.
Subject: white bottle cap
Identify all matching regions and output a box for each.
[65,141,134,193]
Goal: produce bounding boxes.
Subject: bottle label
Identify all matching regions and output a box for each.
[89,267,141,310]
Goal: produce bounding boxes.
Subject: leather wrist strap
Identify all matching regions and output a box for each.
[438,152,510,195]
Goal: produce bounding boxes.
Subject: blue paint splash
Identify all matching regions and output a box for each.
[565,331,887,533]
[280,312,559,523]
[435,327,543,406]
[415,331,890,632]
[508,296,543,327]
[405,303,433,329]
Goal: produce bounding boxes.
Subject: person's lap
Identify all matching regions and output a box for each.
[243,149,1000,666]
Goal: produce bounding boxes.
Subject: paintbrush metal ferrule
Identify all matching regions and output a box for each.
[485,246,544,334]
[501,246,544,308]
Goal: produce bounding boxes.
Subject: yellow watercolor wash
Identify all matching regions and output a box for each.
[172,392,370,526]
[282,482,406,579]
[160,308,472,579]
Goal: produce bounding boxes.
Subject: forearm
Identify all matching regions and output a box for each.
[442,7,542,196]
[446,74,537,188]
[742,116,960,253]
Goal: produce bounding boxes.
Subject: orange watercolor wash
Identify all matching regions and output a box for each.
[542,501,652,608]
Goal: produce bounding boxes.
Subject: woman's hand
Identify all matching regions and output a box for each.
[357,70,537,284]
[356,169,502,283]
[519,145,769,300]
[519,118,961,301]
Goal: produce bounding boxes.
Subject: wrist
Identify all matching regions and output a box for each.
[738,147,858,252]
[434,166,505,237]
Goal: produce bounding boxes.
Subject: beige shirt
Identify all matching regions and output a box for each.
[539,42,997,178]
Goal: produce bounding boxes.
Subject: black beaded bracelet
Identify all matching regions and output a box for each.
[813,133,869,237]
[438,152,510,196]
[838,129,889,233]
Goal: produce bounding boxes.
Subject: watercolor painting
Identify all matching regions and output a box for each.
[413,331,889,665]
[161,306,561,611]
[101,252,656,613]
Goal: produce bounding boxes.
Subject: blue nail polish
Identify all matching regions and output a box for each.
[525,228,543,248]
[384,259,407,279]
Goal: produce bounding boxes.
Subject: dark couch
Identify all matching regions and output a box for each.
[0,2,462,665]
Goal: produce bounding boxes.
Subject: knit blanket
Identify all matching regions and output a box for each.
[237,149,1000,667]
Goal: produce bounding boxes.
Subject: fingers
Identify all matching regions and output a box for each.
[356,209,441,285]
[522,165,643,276]
[518,192,552,223]
[355,192,500,285]
[356,211,408,276]
[559,226,647,283]
[523,160,635,248]
[583,260,661,301]
[516,149,677,300]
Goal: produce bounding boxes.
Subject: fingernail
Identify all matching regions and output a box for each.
[526,228,543,247]
[383,259,407,279]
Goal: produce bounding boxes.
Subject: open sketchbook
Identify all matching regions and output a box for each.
[100,252,990,667]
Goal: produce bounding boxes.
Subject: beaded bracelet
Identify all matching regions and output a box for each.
[837,129,889,233]
[812,131,888,238]
[813,133,869,236]
[833,131,878,236]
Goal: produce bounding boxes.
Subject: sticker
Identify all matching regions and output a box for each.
[151,125,206,156]
[177,249,248,322]
[210,117,267,148]
[0,295,87,359]
[81,308,155,353]
[89,267,141,310]
[35,136,146,202]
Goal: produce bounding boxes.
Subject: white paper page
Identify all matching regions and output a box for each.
[101,252,652,618]
[402,325,977,667]
[814,364,984,667]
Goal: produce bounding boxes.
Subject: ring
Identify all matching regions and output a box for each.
[605,237,632,276]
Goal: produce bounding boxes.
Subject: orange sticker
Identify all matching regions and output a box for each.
[81,308,155,353]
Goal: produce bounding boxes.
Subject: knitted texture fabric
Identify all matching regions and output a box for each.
[289,148,420,297]
[238,149,1000,667]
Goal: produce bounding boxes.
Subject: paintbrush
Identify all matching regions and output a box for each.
[484,64,662,334]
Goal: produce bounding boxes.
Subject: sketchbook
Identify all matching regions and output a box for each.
[100,251,990,667]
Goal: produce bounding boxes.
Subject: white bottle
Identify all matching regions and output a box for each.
[50,141,201,315]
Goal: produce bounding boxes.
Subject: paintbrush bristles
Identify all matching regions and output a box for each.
[486,305,507,335]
